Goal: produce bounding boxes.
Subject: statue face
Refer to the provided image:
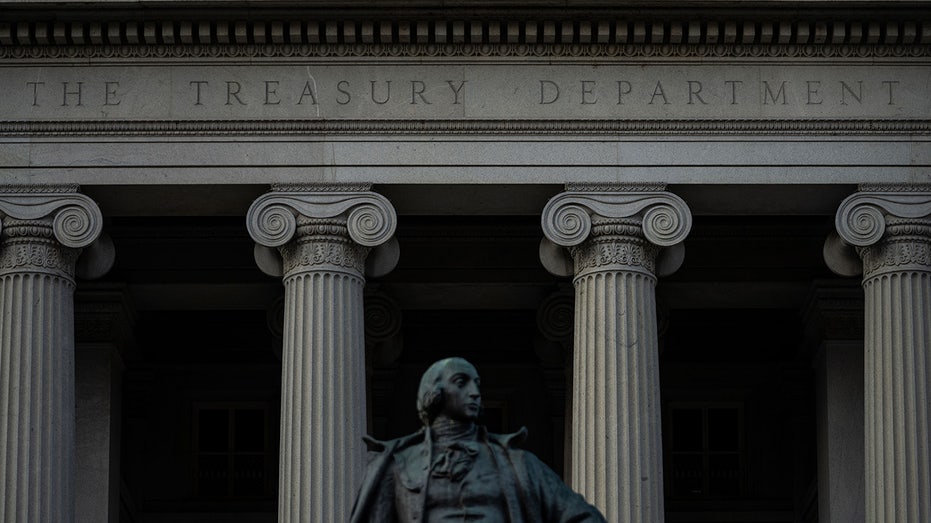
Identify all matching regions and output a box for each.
[439,360,482,422]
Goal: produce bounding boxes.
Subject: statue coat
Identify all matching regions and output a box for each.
[349,426,607,523]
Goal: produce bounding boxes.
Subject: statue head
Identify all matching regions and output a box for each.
[416,357,482,426]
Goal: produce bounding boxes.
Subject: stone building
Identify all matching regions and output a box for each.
[1,1,929,522]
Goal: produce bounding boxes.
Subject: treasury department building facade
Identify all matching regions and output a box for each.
[1,1,930,522]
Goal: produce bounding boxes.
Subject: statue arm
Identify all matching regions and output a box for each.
[520,452,607,523]
[350,440,400,523]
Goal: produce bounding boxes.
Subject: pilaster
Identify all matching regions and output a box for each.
[541,183,692,523]
[534,287,574,479]
[364,287,404,439]
[247,184,397,523]
[829,184,931,523]
[74,284,135,523]
[803,281,864,523]
[0,185,105,523]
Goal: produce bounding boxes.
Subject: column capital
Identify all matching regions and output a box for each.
[541,184,692,248]
[828,185,931,279]
[246,184,397,248]
[540,184,692,278]
[247,184,399,278]
[0,184,103,249]
[835,184,931,247]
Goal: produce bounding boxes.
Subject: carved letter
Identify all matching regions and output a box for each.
[190,81,209,106]
[687,80,707,105]
[882,80,899,105]
[840,80,863,105]
[26,81,44,106]
[648,81,669,105]
[539,80,559,104]
[580,80,597,105]
[410,80,431,105]
[226,81,247,106]
[297,81,319,105]
[265,81,281,105]
[447,80,466,104]
[806,81,822,105]
[762,81,787,105]
[616,80,632,105]
[725,80,742,105]
[61,82,84,106]
[104,81,121,106]
[336,81,352,105]
[371,80,391,105]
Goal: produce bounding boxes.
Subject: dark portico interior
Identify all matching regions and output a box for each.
[78,183,854,522]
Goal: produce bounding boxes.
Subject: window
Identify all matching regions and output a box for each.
[194,404,273,498]
[667,403,745,498]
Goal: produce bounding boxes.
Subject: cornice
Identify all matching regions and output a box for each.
[2,119,929,137]
[1,15,928,60]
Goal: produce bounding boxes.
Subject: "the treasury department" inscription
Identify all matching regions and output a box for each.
[2,64,926,120]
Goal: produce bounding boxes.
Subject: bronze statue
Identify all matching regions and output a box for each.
[351,357,606,522]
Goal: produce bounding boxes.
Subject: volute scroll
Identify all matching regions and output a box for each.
[247,190,397,249]
[835,190,931,248]
[541,191,692,248]
[0,188,104,249]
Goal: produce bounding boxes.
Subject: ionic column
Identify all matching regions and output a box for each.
[541,184,692,523]
[247,184,398,523]
[828,185,931,522]
[0,186,105,523]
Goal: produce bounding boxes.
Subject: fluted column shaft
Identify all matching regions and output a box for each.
[542,186,691,523]
[247,186,397,523]
[572,221,663,522]
[280,219,368,523]
[833,187,931,522]
[0,187,103,523]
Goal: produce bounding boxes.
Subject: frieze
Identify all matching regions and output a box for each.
[2,63,924,120]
